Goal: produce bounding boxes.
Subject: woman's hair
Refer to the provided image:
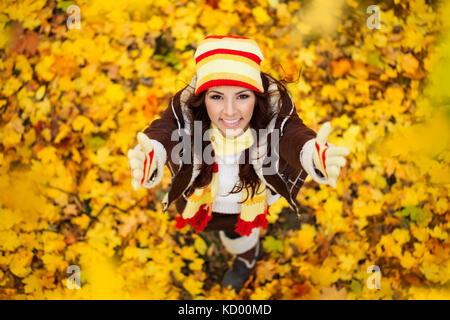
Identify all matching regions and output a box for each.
[183,71,295,202]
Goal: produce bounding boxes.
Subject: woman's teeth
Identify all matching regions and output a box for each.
[221,118,243,127]
[222,119,240,124]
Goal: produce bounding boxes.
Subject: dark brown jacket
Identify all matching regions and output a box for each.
[144,75,317,217]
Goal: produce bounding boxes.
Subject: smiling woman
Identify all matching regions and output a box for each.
[205,86,256,137]
[128,34,350,292]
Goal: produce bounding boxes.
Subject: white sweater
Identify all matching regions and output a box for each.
[212,150,281,214]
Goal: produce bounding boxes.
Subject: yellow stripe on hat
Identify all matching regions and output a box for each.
[196,53,260,71]
[197,58,261,76]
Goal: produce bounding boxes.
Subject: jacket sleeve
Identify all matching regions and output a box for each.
[141,95,182,187]
[278,95,329,184]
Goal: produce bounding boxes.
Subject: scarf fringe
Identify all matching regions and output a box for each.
[175,203,212,232]
[235,204,270,236]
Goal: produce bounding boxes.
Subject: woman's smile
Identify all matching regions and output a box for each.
[220,118,243,127]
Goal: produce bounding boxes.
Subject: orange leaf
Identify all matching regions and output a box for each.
[9,22,40,56]
[143,92,159,122]
[51,55,77,77]
[401,53,424,79]
[293,283,311,297]
[330,58,351,78]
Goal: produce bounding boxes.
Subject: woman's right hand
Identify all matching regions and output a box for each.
[128,132,157,190]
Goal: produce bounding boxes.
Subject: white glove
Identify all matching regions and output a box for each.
[127,132,157,190]
[313,122,350,188]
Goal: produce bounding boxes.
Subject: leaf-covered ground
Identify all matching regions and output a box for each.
[0,0,449,299]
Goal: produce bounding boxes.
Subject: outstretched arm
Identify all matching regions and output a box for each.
[278,103,349,188]
[128,95,182,190]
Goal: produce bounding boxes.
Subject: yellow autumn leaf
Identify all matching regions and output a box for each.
[9,251,32,278]
[429,225,448,240]
[252,7,271,25]
[0,230,21,251]
[15,55,33,82]
[291,224,317,252]
[392,228,410,245]
[35,85,46,101]
[194,237,207,255]
[23,274,42,293]
[179,246,197,261]
[310,260,340,287]
[91,146,115,170]
[72,115,96,134]
[183,276,203,296]
[1,77,22,96]
[189,258,203,271]
[1,130,22,149]
[41,253,69,272]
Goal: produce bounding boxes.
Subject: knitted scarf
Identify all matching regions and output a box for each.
[175,123,269,236]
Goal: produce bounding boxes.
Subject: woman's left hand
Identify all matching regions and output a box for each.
[313,122,350,188]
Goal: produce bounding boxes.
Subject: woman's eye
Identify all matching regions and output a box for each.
[210,94,249,100]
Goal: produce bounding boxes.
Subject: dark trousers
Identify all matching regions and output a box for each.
[202,212,241,239]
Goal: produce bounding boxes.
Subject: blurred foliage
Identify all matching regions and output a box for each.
[0,0,449,300]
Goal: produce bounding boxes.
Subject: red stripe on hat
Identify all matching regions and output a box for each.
[196,48,261,64]
[196,79,262,95]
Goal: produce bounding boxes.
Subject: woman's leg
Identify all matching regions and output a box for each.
[219,228,260,257]
[220,228,263,291]
[203,212,259,256]
[203,212,263,291]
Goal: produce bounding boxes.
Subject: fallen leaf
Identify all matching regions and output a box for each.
[319,285,347,300]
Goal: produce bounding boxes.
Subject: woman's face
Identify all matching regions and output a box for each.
[205,86,256,137]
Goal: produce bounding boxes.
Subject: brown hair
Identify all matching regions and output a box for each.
[183,71,296,202]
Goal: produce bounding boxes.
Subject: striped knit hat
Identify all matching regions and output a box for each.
[194,35,264,95]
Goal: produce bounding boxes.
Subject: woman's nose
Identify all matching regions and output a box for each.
[223,99,237,117]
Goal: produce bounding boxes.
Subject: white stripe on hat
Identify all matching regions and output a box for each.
[196,59,261,81]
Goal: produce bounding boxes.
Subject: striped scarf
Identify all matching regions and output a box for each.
[175,123,269,236]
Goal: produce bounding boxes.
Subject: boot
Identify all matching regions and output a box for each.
[222,240,264,292]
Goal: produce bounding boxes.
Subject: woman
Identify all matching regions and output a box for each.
[128,35,350,291]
